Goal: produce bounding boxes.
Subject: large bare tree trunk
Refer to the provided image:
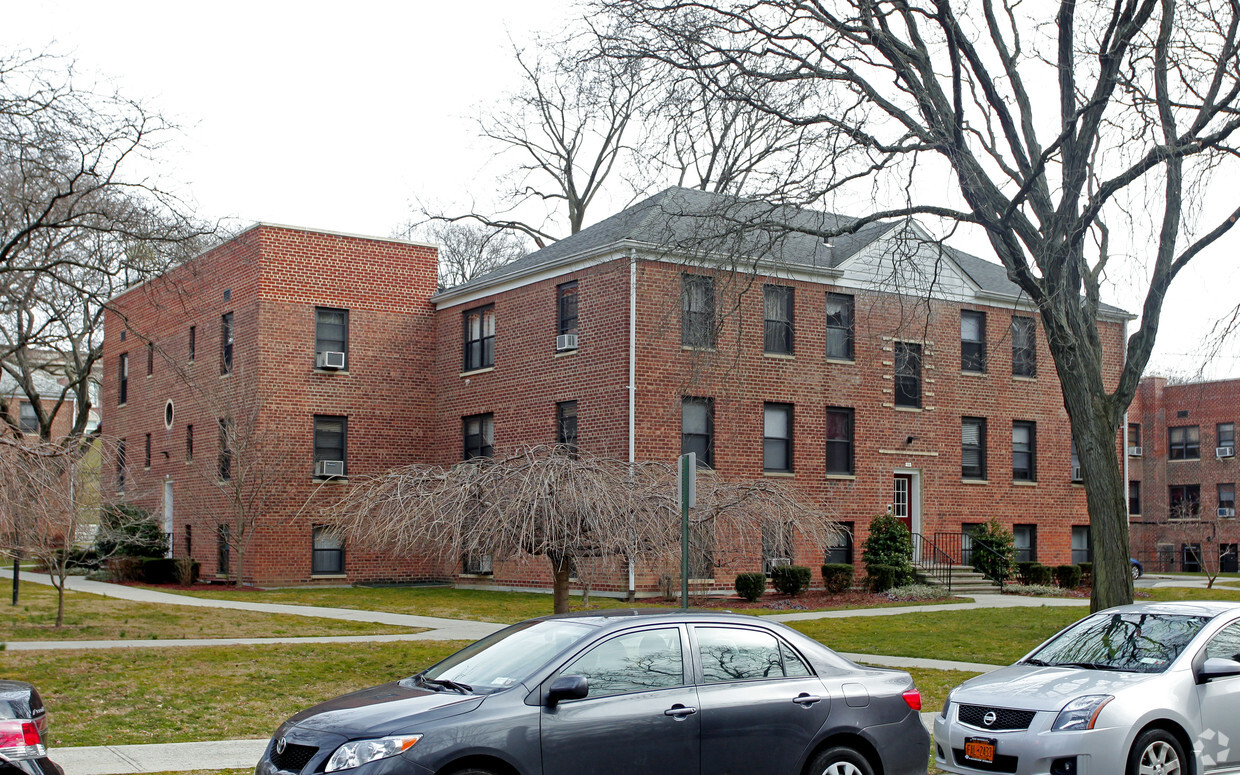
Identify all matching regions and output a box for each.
[549,553,572,614]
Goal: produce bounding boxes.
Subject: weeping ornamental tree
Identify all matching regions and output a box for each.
[599,0,1240,610]
[324,445,840,614]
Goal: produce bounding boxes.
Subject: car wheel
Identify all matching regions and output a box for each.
[1131,563,1142,579]
[808,746,874,775]
[1127,729,1185,775]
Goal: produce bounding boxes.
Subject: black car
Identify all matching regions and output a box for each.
[257,610,929,775]
[0,680,61,775]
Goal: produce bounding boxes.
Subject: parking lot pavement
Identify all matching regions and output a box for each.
[50,739,269,775]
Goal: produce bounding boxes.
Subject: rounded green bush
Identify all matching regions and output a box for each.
[821,563,855,594]
[734,572,767,601]
[772,565,812,596]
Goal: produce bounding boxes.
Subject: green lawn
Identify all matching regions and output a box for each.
[791,606,1084,665]
[143,583,963,624]
[1142,585,1240,602]
[1,580,416,641]
[9,641,466,747]
[896,667,981,715]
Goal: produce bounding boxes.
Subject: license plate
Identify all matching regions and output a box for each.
[964,737,997,764]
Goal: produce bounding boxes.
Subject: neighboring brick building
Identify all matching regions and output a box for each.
[1,358,95,441]
[103,188,1132,591]
[1128,376,1240,573]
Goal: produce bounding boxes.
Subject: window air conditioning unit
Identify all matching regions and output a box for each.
[316,351,346,370]
[1217,446,1235,459]
[315,460,345,478]
[1128,446,1143,457]
[555,333,578,351]
[1219,507,1236,518]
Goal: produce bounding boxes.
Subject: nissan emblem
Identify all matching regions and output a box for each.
[276,737,287,755]
[983,711,998,726]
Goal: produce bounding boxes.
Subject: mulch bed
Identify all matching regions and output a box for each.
[683,589,916,611]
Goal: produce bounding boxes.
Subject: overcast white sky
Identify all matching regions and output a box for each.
[4,1,1238,380]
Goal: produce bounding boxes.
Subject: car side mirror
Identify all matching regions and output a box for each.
[1197,657,1240,684]
[545,675,588,706]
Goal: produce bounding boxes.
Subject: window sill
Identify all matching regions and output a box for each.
[554,348,579,358]
[145,374,153,379]
[681,346,718,352]
[460,366,495,378]
[185,460,194,465]
[961,370,988,377]
[117,402,127,409]
[893,406,923,413]
[458,573,495,578]
[763,352,796,360]
[824,357,855,365]
[310,573,348,579]
[1168,458,1200,463]
[313,368,350,375]
[1012,480,1038,486]
[1071,480,1084,486]
[312,477,349,484]
[961,478,989,485]
[763,471,795,478]
[1012,375,1038,382]
[824,473,856,481]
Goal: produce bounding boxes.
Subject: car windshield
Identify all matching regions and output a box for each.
[420,619,595,693]
[1027,612,1209,673]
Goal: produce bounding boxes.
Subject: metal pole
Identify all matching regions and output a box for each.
[679,453,695,611]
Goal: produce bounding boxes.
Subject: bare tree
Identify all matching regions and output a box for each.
[427,39,649,248]
[325,445,839,613]
[1161,495,1233,589]
[400,220,528,289]
[597,0,1240,610]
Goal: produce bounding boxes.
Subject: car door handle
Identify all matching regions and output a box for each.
[664,704,698,719]
[793,693,824,707]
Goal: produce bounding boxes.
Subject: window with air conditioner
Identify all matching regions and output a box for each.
[1220,484,1236,518]
[556,281,578,351]
[1128,423,1142,456]
[315,307,349,370]
[462,553,493,575]
[761,524,793,575]
[1218,423,1235,458]
[313,415,347,479]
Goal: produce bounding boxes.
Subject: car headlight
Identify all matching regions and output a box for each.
[325,735,422,772]
[1051,695,1113,731]
[941,690,955,719]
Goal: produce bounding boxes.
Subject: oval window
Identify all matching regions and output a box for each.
[164,399,174,429]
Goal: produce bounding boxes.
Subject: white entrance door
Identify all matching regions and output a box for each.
[162,480,174,558]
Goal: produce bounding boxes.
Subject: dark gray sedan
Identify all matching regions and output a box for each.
[256,610,928,775]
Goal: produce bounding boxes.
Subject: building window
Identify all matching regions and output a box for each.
[961,310,986,371]
[118,353,129,404]
[556,401,578,452]
[315,307,349,368]
[1128,423,1142,455]
[313,416,347,479]
[1071,526,1092,564]
[1169,484,1201,519]
[962,417,987,480]
[681,397,713,468]
[1182,543,1203,573]
[1013,524,1037,563]
[185,524,192,559]
[763,284,794,355]
[824,292,854,360]
[18,402,38,434]
[463,306,495,371]
[681,274,715,349]
[763,403,793,473]
[218,524,230,576]
[1129,480,1141,515]
[220,312,234,375]
[1070,440,1082,482]
[186,424,194,462]
[824,407,854,475]
[1219,484,1236,516]
[188,326,196,362]
[463,413,494,460]
[1012,316,1036,377]
[1219,423,1236,455]
[1169,425,1200,460]
[146,342,154,376]
[894,342,922,408]
[218,419,232,481]
[762,524,793,574]
[557,281,578,347]
[312,526,345,575]
[144,433,152,469]
[689,522,715,579]
[1012,421,1036,481]
[824,522,854,565]
[117,438,127,490]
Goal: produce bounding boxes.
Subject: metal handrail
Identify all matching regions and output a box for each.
[960,534,1009,590]
[910,532,957,593]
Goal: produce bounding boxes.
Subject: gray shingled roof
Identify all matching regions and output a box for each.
[439,186,1131,317]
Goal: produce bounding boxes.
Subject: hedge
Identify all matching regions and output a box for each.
[735,572,767,601]
[1053,564,1083,589]
[771,565,812,596]
[821,564,854,594]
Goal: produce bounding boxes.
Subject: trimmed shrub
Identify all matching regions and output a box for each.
[968,519,1016,582]
[862,514,914,587]
[735,573,767,602]
[772,565,812,596]
[1027,563,1054,586]
[104,556,144,583]
[1054,564,1083,589]
[140,558,180,584]
[1016,561,1038,584]
[94,504,166,559]
[867,564,905,592]
[821,564,855,594]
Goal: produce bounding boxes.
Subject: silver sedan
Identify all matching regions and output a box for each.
[934,601,1240,775]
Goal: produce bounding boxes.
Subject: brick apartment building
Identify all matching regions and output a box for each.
[103,187,1131,590]
[1,360,95,441]
[1128,376,1240,573]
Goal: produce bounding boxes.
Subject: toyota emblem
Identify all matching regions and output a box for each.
[983,711,998,727]
[276,737,287,755]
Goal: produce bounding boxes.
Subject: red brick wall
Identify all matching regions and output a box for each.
[103,225,445,585]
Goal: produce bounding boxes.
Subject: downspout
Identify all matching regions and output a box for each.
[627,251,637,599]
[1122,318,1130,532]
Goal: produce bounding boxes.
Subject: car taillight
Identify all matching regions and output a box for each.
[0,718,47,760]
[902,689,922,711]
